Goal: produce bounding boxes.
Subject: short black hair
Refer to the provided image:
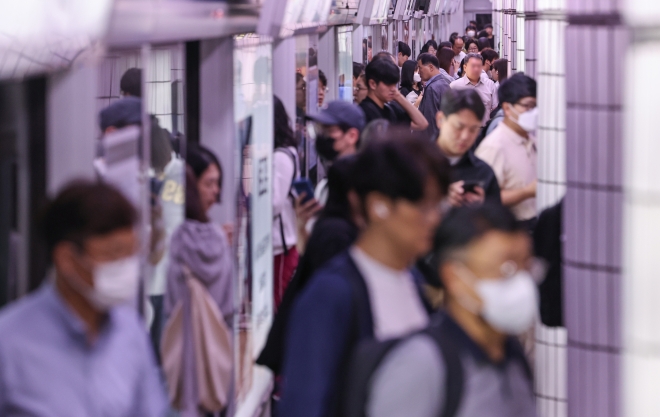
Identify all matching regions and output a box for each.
[185,165,208,223]
[465,38,478,52]
[427,204,521,285]
[365,57,400,88]
[398,41,411,58]
[449,33,459,44]
[480,48,499,63]
[120,68,142,97]
[498,73,537,104]
[353,61,365,79]
[417,52,439,68]
[477,37,491,51]
[438,41,452,50]
[465,52,485,65]
[351,130,450,221]
[319,69,327,87]
[440,89,486,121]
[484,23,493,29]
[374,51,396,63]
[41,181,137,254]
[186,144,223,202]
[437,47,455,73]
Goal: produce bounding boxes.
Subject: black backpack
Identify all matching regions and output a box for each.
[341,314,464,417]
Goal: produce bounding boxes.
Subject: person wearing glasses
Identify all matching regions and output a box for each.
[353,73,369,104]
[363,204,539,417]
[476,73,538,231]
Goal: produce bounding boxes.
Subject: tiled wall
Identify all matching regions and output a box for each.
[621,1,660,416]
[534,0,568,415]
[564,0,626,415]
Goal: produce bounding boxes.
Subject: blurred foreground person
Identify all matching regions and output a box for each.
[0,181,167,416]
[354,205,537,417]
[162,167,233,416]
[277,133,451,417]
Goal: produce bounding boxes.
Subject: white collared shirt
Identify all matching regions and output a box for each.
[350,246,428,341]
[450,75,499,126]
[475,122,537,221]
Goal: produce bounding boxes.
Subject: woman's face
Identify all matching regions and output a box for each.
[467,43,479,54]
[296,78,306,110]
[428,46,437,56]
[198,163,221,213]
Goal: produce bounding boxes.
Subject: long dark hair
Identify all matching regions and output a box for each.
[274,95,298,149]
[186,144,223,203]
[185,165,208,222]
[400,60,417,91]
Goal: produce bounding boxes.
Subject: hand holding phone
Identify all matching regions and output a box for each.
[292,178,315,204]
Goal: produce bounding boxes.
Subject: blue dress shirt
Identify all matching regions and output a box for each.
[0,283,168,416]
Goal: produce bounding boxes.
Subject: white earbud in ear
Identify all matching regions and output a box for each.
[373,202,390,219]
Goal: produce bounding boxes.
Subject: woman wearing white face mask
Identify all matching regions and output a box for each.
[364,204,539,417]
[399,61,423,105]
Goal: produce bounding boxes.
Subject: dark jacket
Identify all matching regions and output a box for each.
[359,96,411,126]
[277,251,430,417]
[451,151,502,205]
[257,216,359,374]
[418,73,451,140]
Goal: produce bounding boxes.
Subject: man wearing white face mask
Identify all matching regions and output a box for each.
[476,73,538,230]
[0,181,167,416]
[364,205,538,417]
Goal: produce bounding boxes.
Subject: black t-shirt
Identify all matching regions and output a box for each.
[451,151,502,205]
[359,96,412,126]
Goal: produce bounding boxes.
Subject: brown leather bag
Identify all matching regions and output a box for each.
[161,266,233,413]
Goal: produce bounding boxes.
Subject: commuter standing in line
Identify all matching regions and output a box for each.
[0,181,167,416]
[416,52,451,140]
[484,23,496,49]
[451,36,466,73]
[278,135,451,417]
[164,166,234,416]
[436,89,501,206]
[492,58,509,87]
[450,53,498,127]
[482,58,510,137]
[476,73,538,230]
[359,58,429,131]
[319,69,328,108]
[480,48,500,81]
[353,62,365,85]
[354,73,369,104]
[399,60,421,99]
[397,41,411,68]
[364,205,538,417]
[421,40,438,56]
[466,38,479,54]
[436,47,458,84]
[273,96,301,308]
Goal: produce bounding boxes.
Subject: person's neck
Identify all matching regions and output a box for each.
[367,91,385,108]
[467,74,480,84]
[425,70,440,82]
[355,230,410,271]
[503,117,529,139]
[55,272,104,344]
[446,297,506,362]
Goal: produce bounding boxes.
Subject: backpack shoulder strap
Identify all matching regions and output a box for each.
[275,147,298,256]
[424,316,464,417]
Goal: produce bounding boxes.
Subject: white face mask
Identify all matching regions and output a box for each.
[413,72,422,83]
[67,255,141,311]
[456,265,538,335]
[467,30,476,37]
[510,106,538,133]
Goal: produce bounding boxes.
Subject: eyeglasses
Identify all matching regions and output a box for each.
[353,86,368,92]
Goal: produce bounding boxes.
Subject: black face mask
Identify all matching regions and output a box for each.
[315,135,340,162]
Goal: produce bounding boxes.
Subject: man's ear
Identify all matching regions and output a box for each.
[368,79,377,90]
[347,128,360,147]
[436,111,446,130]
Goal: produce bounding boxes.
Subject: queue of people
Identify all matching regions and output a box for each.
[0,29,543,417]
